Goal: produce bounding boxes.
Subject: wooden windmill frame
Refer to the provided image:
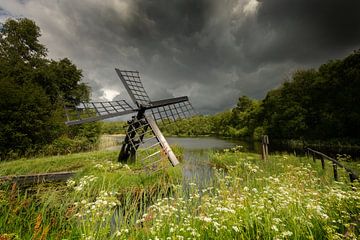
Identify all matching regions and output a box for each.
[64,69,194,169]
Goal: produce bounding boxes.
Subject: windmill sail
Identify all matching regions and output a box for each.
[64,100,136,126]
[115,69,151,107]
[148,99,195,124]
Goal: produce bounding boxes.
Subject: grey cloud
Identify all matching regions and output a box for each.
[1,0,360,113]
[245,0,360,65]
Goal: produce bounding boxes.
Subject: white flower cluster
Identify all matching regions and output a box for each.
[129,156,360,239]
[74,190,120,221]
[94,161,130,172]
[73,175,98,192]
[66,175,98,191]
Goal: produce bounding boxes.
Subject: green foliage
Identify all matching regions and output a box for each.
[0,18,96,160]
[160,115,214,136]
[100,121,127,134]
[0,79,57,158]
[160,98,262,139]
[262,50,360,141]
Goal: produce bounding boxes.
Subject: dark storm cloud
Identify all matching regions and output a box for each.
[1,0,360,113]
[245,0,360,65]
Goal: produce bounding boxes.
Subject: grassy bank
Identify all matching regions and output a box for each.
[1,148,359,239]
[0,149,182,239]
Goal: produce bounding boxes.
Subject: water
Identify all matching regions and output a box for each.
[178,138,238,189]
[107,136,251,188]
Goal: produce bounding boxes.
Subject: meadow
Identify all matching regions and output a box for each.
[0,147,359,239]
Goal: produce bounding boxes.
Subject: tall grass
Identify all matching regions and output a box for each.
[0,149,182,239]
[120,151,360,239]
[1,149,359,239]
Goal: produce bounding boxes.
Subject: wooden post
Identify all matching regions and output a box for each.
[320,156,325,169]
[349,173,356,182]
[261,135,269,161]
[261,135,269,160]
[312,153,316,162]
[333,163,338,181]
[265,135,269,158]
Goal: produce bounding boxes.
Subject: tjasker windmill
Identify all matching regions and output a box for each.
[64,69,194,169]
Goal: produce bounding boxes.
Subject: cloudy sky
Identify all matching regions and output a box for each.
[1,0,360,114]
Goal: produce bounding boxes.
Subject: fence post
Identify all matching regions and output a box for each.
[261,135,269,160]
[349,173,356,182]
[312,153,316,163]
[320,156,325,169]
[333,163,338,181]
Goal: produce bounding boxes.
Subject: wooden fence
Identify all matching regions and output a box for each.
[305,147,358,182]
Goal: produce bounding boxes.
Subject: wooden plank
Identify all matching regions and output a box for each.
[0,171,75,186]
[146,115,179,167]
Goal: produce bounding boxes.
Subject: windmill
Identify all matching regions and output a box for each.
[64,69,194,169]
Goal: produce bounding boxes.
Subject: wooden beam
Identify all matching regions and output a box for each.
[146,115,179,167]
[0,171,75,186]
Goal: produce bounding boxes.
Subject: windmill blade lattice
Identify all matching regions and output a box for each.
[148,100,195,125]
[64,100,135,125]
[115,69,151,107]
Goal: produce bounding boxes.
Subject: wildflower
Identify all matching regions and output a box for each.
[199,216,212,222]
[232,226,240,232]
[215,207,235,213]
[273,218,282,224]
[271,225,279,232]
[281,231,293,237]
[66,179,76,188]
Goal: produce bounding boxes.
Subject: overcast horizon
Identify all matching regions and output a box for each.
[1,0,360,114]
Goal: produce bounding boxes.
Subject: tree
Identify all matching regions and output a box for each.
[0,18,94,160]
[260,50,360,141]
